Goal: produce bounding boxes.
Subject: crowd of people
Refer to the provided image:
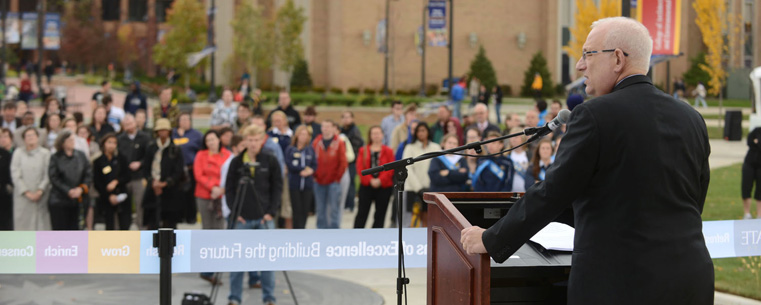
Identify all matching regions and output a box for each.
[0,76,573,305]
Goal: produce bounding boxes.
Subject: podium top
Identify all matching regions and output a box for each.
[425,192,573,269]
[491,243,572,268]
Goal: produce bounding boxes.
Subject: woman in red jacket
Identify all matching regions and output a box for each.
[354,126,394,228]
[193,130,231,230]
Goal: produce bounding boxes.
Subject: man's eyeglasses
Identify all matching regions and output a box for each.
[581,49,629,60]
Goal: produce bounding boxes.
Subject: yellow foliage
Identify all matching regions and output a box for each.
[693,0,727,96]
[563,0,621,61]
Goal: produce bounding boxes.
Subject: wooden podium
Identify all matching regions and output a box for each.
[424,192,572,305]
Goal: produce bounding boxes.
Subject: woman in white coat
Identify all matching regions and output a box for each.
[11,127,52,230]
[402,123,441,227]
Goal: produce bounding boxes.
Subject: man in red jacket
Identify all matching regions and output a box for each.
[311,120,347,228]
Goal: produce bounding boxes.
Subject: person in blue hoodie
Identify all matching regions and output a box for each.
[473,131,514,192]
[428,133,469,192]
[124,81,147,115]
[285,125,317,229]
[172,112,203,224]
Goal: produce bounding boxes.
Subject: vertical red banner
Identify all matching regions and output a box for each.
[637,0,682,55]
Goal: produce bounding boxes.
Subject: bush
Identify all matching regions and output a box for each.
[380,98,394,106]
[324,95,354,106]
[555,84,565,96]
[362,88,375,95]
[360,96,378,106]
[425,84,439,96]
[176,93,195,104]
[312,87,326,93]
[468,45,498,91]
[347,87,361,94]
[500,84,512,97]
[329,87,343,94]
[683,52,711,88]
[291,86,309,93]
[290,58,313,88]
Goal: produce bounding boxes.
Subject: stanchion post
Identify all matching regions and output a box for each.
[153,228,176,305]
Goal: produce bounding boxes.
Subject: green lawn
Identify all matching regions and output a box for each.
[706,126,748,140]
[702,113,750,121]
[705,163,761,300]
[705,98,753,108]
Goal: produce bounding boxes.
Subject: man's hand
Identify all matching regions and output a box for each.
[262,214,273,222]
[129,161,141,171]
[460,226,487,255]
[439,169,450,177]
[109,194,119,205]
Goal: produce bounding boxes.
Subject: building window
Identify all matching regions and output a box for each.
[18,0,38,12]
[156,0,175,23]
[129,0,148,22]
[102,0,121,21]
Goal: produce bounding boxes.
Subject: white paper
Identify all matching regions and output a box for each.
[529,222,575,252]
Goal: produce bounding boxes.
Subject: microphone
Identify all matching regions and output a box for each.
[524,109,571,137]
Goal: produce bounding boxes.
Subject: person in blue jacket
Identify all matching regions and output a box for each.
[428,133,469,192]
[285,125,317,229]
[473,131,514,192]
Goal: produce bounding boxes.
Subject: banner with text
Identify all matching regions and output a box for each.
[0,220,758,274]
[637,0,682,55]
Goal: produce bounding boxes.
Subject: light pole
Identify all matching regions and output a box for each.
[1,0,6,86]
[447,0,453,94]
[207,0,217,103]
[37,0,45,97]
[419,4,427,96]
[383,0,390,96]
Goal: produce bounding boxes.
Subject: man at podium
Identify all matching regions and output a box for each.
[461,17,714,305]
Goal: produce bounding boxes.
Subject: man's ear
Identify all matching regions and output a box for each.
[613,50,626,73]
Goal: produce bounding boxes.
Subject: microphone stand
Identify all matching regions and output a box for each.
[361,129,530,305]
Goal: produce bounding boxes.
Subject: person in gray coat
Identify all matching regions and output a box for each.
[11,128,51,230]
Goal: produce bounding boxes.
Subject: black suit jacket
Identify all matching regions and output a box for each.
[482,75,713,304]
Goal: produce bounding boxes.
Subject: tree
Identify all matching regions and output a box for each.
[693,0,727,97]
[275,0,307,92]
[682,53,711,88]
[152,0,207,85]
[563,0,621,61]
[468,46,497,91]
[229,1,276,88]
[60,0,108,71]
[693,0,729,128]
[116,24,139,72]
[520,51,554,97]
[290,58,312,90]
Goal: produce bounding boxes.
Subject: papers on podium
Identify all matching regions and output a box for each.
[529,222,575,252]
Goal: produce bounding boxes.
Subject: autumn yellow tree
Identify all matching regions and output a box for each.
[693,0,727,97]
[564,0,621,61]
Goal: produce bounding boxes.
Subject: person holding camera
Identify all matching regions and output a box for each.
[225,124,282,305]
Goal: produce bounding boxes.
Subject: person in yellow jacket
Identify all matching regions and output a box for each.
[531,73,543,99]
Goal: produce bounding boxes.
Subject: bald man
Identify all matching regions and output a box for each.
[461,17,713,304]
[465,103,500,140]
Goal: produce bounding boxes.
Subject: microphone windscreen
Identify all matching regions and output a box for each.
[557,109,572,125]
